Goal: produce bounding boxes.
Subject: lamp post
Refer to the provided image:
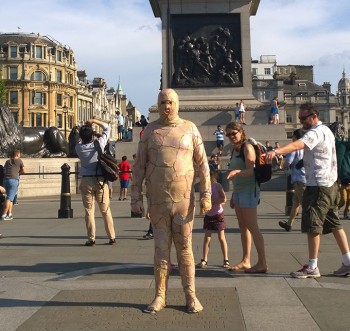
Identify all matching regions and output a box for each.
[62,105,68,140]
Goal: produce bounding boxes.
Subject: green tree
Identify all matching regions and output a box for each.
[0,70,6,105]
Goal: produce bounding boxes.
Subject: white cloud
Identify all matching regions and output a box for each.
[251,0,350,91]
[0,0,162,114]
[1,0,350,113]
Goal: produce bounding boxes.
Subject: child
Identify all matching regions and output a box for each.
[118,156,131,200]
[213,125,224,156]
[196,164,229,268]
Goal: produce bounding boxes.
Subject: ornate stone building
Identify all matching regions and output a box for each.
[252,73,339,138]
[0,32,141,142]
[77,70,93,126]
[251,54,348,138]
[0,32,77,138]
[337,69,350,107]
[336,69,350,134]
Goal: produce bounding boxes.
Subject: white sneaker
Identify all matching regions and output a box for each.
[291,265,320,279]
[333,263,350,277]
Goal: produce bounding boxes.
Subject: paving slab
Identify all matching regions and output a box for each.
[15,288,245,331]
[0,192,350,331]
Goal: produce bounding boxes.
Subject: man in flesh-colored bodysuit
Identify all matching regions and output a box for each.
[131,88,211,313]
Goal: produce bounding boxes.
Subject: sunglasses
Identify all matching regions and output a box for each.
[299,113,315,121]
[226,131,239,138]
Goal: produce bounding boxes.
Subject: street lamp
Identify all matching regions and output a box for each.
[62,105,68,139]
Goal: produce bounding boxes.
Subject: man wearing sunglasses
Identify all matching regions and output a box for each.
[265,102,350,278]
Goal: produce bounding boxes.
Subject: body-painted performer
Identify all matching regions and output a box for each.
[131,88,211,314]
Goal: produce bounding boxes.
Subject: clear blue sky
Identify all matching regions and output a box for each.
[1,0,349,114]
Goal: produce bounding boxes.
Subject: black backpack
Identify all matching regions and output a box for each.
[93,140,119,182]
[239,142,272,185]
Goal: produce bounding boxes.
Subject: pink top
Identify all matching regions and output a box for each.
[206,182,223,216]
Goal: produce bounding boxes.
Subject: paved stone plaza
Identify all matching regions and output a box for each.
[0,192,350,331]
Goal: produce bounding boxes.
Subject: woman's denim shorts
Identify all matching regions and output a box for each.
[232,190,260,208]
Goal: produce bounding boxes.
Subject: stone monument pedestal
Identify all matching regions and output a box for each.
[149,0,261,125]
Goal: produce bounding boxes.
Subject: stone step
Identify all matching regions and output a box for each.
[114,123,289,160]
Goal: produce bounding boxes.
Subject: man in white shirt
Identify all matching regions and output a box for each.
[116,111,124,141]
[265,102,350,278]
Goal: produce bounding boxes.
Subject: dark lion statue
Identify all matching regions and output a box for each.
[0,104,68,157]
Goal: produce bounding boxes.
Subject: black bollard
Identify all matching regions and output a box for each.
[285,175,294,216]
[58,163,73,218]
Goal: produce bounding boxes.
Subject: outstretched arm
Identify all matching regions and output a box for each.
[265,139,305,164]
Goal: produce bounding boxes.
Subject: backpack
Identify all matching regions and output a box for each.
[93,140,119,182]
[104,141,115,158]
[239,141,272,185]
[328,122,347,140]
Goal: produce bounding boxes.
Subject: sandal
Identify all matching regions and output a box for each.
[196,259,207,268]
[223,260,230,268]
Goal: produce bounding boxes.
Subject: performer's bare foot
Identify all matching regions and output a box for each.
[228,261,250,271]
[143,296,166,314]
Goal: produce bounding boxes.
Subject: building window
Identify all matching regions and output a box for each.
[264,68,271,75]
[36,113,43,126]
[56,50,62,62]
[30,71,47,81]
[10,46,17,58]
[252,68,258,75]
[284,68,289,74]
[35,45,43,59]
[67,73,74,85]
[286,112,293,123]
[57,114,62,128]
[9,67,18,80]
[56,70,62,83]
[10,91,18,104]
[57,93,62,106]
[32,91,46,105]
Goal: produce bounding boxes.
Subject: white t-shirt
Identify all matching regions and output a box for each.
[117,114,124,126]
[300,121,337,187]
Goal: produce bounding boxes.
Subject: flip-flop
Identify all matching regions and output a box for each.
[244,267,268,274]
